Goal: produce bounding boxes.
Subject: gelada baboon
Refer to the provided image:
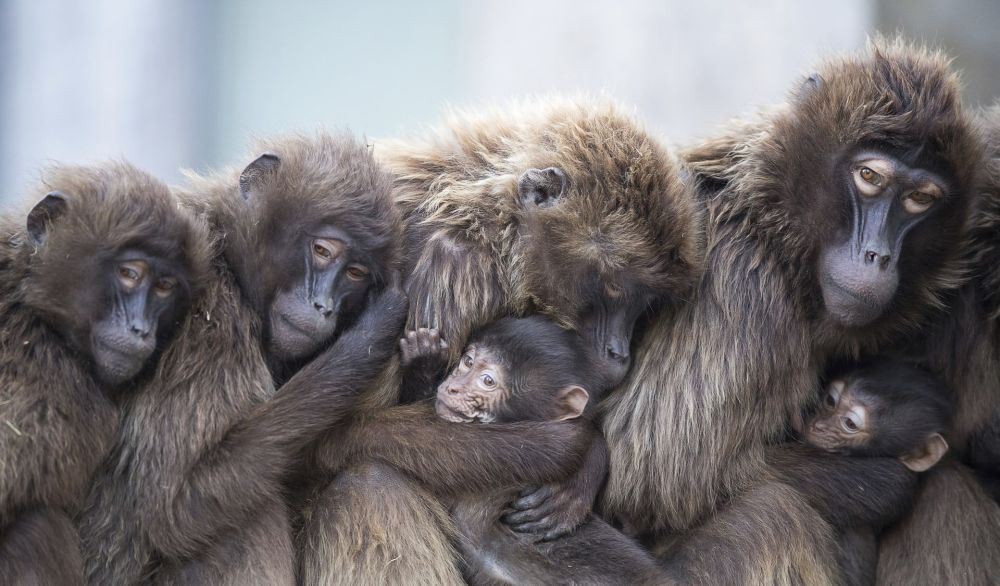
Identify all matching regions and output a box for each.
[0,163,209,585]
[876,107,1000,585]
[601,38,982,583]
[75,133,406,585]
[298,99,702,584]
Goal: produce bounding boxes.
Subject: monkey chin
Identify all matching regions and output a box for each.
[434,399,477,423]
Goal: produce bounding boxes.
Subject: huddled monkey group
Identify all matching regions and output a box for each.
[1,37,999,585]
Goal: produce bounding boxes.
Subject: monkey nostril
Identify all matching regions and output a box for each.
[607,346,627,362]
[130,325,150,339]
[313,302,333,318]
[864,250,878,264]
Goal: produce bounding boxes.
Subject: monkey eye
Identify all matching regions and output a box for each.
[853,166,885,197]
[346,265,370,282]
[461,354,473,369]
[481,373,496,389]
[117,261,148,289]
[824,393,837,408]
[842,415,860,433]
[153,278,178,298]
[902,191,936,214]
[311,238,344,265]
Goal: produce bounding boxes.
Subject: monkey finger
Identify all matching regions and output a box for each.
[506,517,555,535]
[511,486,553,509]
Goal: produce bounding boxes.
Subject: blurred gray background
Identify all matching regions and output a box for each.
[1,0,998,203]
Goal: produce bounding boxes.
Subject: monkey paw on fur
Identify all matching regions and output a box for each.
[503,481,593,542]
[399,327,449,368]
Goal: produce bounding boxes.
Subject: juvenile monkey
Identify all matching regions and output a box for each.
[794,360,951,585]
[399,317,663,585]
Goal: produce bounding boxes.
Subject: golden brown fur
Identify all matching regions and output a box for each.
[380,97,703,360]
[603,38,983,584]
[298,98,701,584]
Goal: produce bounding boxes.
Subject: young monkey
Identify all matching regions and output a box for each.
[400,316,662,585]
[795,359,951,585]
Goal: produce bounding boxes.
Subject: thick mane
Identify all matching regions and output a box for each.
[378,97,703,335]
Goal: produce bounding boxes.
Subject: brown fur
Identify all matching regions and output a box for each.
[603,38,983,584]
[380,96,703,361]
[298,98,699,584]
[0,163,209,585]
[76,133,404,585]
[877,462,1000,585]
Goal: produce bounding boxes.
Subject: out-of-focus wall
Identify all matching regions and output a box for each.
[0,0,214,202]
[0,0,996,205]
[459,0,870,143]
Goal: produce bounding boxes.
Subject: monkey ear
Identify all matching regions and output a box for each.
[803,72,825,92]
[554,385,589,421]
[517,167,568,209]
[26,191,68,247]
[900,433,949,473]
[239,153,281,200]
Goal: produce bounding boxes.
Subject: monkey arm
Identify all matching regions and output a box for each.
[765,443,918,530]
[503,429,609,541]
[141,287,407,558]
[339,403,597,496]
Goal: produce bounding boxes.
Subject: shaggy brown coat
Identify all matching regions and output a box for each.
[603,38,984,584]
[297,98,703,585]
[75,133,405,585]
[0,163,210,584]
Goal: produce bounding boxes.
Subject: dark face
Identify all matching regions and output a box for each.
[90,250,189,386]
[267,225,372,361]
[802,379,873,454]
[576,281,651,387]
[435,344,509,423]
[818,149,949,327]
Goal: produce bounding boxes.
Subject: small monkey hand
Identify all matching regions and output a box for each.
[503,432,608,542]
[399,327,449,368]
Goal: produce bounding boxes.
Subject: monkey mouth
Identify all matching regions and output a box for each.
[435,399,476,423]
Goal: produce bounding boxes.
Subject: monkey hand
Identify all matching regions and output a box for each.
[399,328,449,368]
[503,432,608,542]
[341,283,409,356]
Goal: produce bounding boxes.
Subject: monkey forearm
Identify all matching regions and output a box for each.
[342,403,596,495]
[766,444,917,529]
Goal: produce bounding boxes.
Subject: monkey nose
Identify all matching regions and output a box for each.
[606,340,629,362]
[130,322,151,339]
[312,300,334,318]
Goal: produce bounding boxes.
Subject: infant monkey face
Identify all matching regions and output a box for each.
[436,345,510,423]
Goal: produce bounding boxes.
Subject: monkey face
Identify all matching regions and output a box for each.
[802,379,873,453]
[435,345,510,423]
[267,225,373,362]
[87,250,191,386]
[818,149,952,327]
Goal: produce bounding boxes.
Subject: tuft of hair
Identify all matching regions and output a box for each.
[847,359,951,458]
[12,161,211,338]
[378,97,703,348]
[467,315,602,421]
[181,131,401,305]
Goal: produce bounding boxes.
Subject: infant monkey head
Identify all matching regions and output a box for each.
[803,359,951,472]
[435,316,602,424]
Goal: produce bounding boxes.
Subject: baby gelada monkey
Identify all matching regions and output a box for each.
[803,359,950,473]
[401,316,601,425]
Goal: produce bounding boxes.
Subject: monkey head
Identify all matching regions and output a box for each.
[803,360,950,473]
[511,104,702,385]
[435,316,598,424]
[21,163,209,387]
[738,39,983,333]
[209,134,401,365]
